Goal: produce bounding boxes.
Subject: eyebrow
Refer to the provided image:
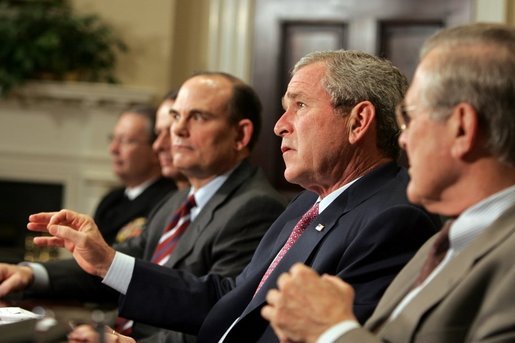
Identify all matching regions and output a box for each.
[282,91,306,109]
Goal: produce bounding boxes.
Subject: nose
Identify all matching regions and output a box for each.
[109,139,120,155]
[398,130,407,151]
[274,110,290,137]
[153,130,170,153]
[172,116,189,137]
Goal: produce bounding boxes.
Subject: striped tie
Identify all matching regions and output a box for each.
[115,194,197,335]
[151,194,196,266]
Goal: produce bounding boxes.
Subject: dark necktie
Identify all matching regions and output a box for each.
[413,219,453,287]
[115,194,197,335]
[151,194,196,266]
[254,202,319,295]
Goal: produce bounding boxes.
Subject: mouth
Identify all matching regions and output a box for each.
[172,142,192,150]
[281,146,292,154]
[159,155,172,165]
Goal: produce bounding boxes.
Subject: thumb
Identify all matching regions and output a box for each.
[48,224,83,245]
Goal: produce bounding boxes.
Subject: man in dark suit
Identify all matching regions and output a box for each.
[262,23,515,343]
[94,105,176,244]
[29,52,441,343]
[0,74,286,342]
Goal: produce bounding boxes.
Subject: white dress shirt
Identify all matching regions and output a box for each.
[103,168,232,294]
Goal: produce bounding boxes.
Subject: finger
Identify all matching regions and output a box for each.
[276,271,292,290]
[290,263,319,279]
[68,324,98,341]
[48,224,83,244]
[27,222,50,233]
[33,236,65,248]
[47,210,72,226]
[28,212,56,224]
[265,288,281,306]
[0,277,17,297]
[322,274,352,292]
[261,304,274,321]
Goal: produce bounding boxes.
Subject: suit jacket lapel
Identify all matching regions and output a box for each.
[380,203,515,342]
[241,163,400,317]
[166,160,255,267]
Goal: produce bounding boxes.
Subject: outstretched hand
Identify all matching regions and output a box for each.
[261,263,357,343]
[27,210,115,278]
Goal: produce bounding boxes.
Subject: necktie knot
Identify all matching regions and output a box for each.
[151,194,197,266]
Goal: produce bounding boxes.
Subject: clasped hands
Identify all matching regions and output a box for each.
[28,210,116,278]
[261,263,358,343]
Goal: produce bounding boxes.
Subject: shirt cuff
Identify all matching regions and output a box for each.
[101,252,134,295]
[316,320,361,343]
[18,262,49,292]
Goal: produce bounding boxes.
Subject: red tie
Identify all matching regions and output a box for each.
[151,194,196,266]
[115,194,196,335]
[254,202,319,295]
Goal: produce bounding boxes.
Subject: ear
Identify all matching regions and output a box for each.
[234,118,254,151]
[449,102,479,158]
[347,101,375,144]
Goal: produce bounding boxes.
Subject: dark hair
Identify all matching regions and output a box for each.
[161,89,178,102]
[123,104,158,143]
[191,71,262,150]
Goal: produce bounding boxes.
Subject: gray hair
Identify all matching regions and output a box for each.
[419,23,515,166]
[292,50,408,160]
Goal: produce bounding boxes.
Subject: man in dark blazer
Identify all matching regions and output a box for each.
[28,52,441,343]
[262,23,515,343]
[0,74,286,342]
[94,178,174,244]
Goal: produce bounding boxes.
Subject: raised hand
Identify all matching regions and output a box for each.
[28,210,116,278]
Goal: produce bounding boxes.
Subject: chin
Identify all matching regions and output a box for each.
[406,187,424,206]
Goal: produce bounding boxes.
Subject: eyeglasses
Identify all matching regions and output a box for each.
[395,101,417,132]
[107,134,150,147]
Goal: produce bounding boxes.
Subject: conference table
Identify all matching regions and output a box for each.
[0,294,116,342]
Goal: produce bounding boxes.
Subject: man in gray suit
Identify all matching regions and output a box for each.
[262,23,515,343]
[0,72,286,342]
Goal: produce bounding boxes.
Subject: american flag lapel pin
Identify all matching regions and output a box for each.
[315,224,325,232]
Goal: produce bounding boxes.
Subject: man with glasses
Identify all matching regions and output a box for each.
[98,105,176,244]
[29,52,441,343]
[262,22,515,343]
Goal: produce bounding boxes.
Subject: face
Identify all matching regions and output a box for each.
[274,62,353,194]
[109,112,160,186]
[153,99,183,179]
[170,75,246,183]
[398,54,457,211]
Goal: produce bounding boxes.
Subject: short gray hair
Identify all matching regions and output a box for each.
[419,23,515,166]
[292,50,408,160]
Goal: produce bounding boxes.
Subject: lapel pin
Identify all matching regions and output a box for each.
[315,224,325,232]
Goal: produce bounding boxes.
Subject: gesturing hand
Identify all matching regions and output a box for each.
[27,210,115,278]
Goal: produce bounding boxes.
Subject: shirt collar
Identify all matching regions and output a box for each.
[317,177,361,213]
[124,177,158,200]
[450,184,515,252]
[189,163,239,218]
